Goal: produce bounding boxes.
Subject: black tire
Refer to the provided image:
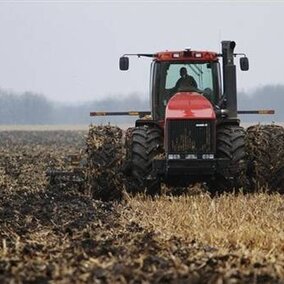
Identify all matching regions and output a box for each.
[246,124,284,193]
[125,125,163,195]
[271,167,284,194]
[85,125,124,201]
[270,130,284,193]
[208,124,246,193]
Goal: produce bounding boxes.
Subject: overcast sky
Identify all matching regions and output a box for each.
[0,1,283,103]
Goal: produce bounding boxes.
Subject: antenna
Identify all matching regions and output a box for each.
[218,29,222,52]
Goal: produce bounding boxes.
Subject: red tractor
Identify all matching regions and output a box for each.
[89,41,279,195]
[120,41,249,192]
[48,41,283,198]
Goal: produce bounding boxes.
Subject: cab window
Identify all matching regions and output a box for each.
[165,63,213,90]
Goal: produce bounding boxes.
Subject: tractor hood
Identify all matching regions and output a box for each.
[165,92,216,120]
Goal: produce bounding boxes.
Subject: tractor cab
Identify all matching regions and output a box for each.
[149,52,222,120]
[120,50,223,121]
[119,43,249,122]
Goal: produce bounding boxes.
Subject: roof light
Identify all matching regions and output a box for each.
[172,53,180,58]
[204,52,213,60]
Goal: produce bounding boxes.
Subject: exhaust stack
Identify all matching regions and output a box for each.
[222,41,237,119]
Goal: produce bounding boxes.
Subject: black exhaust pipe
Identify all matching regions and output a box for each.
[222,41,237,119]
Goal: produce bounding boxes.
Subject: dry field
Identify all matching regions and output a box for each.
[0,129,283,283]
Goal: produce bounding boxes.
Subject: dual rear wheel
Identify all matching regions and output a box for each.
[245,124,284,193]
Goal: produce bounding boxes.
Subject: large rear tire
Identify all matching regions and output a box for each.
[246,124,284,193]
[85,125,124,201]
[208,124,246,193]
[271,130,284,193]
[125,125,163,195]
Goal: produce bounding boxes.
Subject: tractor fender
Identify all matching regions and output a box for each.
[135,119,163,129]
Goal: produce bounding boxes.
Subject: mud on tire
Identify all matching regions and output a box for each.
[246,124,284,193]
[85,125,125,201]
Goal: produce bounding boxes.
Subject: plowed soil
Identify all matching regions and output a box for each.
[0,130,283,283]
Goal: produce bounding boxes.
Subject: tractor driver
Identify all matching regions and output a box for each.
[175,67,198,90]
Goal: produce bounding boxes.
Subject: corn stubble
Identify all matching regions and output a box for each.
[0,127,283,283]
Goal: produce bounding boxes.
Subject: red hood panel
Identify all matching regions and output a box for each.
[166,92,215,120]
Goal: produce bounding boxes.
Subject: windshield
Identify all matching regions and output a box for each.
[151,61,221,120]
[165,63,213,90]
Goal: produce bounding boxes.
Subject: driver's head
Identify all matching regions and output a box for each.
[180,67,188,77]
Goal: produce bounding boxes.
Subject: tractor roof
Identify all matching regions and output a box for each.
[154,50,218,62]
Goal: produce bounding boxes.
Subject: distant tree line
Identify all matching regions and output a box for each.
[0,85,282,125]
[0,89,148,125]
[0,90,52,124]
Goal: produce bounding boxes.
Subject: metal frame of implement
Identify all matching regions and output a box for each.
[90,110,275,117]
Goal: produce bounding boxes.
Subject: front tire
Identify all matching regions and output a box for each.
[208,124,246,193]
[125,125,163,195]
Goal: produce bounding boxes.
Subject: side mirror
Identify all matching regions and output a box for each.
[240,57,249,71]
[119,56,129,71]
